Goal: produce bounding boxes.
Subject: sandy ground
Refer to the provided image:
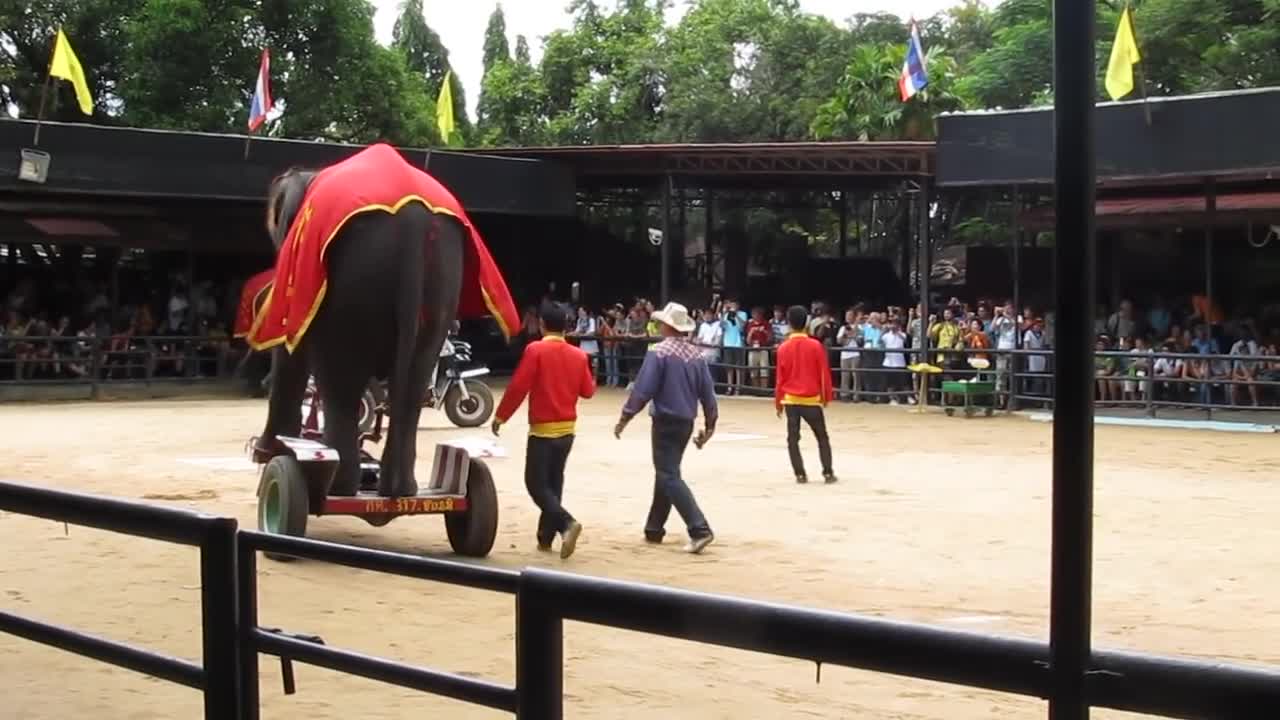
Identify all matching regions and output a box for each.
[1,390,1278,719]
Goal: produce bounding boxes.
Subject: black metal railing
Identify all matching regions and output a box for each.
[0,480,239,719]
[3,482,1280,719]
[0,334,241,393]
[236,530,520,720]
[566,334,1280,418]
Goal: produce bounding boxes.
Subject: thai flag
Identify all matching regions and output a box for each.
[898,20,929,102]
[247,49,273,132]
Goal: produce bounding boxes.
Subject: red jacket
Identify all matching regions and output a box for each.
[774,332,833,409]
[496,335,596,437]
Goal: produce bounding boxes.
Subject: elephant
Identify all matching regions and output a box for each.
[245,144,519,499]
[251,173,464,498]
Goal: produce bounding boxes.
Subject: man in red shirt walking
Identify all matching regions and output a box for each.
[493,301,596,558]
[774,305,837,484]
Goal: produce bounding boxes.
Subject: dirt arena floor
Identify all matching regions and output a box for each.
[2,390,1278,719]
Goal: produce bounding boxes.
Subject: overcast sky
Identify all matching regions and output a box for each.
[369,0,978,120]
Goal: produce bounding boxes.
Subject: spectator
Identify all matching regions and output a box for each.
[6,311,34,380]
[570,305,599,372]
[695,306,723,366]
[1127,336,1154,403]
[1189,324,1223,405]
[745,306,773,390]
[1148,295,1171,339]
[836,309,862,401]
[1095,336,1117,402]
[720,299,747,395]
[1153,341,1186,402]
[770,306,789,345]
[1108,299,1141,340]
[600,306,623,388]
[881,318,911,405]
[1230,327,1261,407]
[928,307,964,369]
[860,311,884,401]
[1023,318,1048,398]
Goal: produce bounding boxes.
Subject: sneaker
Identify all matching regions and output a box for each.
[559,521,583,559]
[796,475,808,484]
[823,473,838,484]
[684,534,715,554]
[890,399,900,406]
[644,533,664,545]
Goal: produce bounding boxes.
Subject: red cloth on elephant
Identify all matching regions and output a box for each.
[245,143,521,353]
[233,269,275,338]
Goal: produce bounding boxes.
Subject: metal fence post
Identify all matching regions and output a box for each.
[516,574,563,720]
[90,336,101,400]
[237,540,260,720]
[199,517,240,719]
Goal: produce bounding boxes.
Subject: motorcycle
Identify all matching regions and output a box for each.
[300,338,496,435]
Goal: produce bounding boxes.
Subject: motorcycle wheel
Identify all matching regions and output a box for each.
[444,381,494,428]
[357,383,385,435]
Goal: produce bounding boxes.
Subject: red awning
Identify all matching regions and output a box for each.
[1019,191,1280,229]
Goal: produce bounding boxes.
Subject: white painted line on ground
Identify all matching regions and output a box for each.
[1022,412,1278,433]
[940,615,1006,625]
[178,457,258,472]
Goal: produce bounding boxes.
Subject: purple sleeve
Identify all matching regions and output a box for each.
[621,352,662,419]
[697,359,718,424]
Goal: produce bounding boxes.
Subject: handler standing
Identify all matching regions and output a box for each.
[775,305,837,484]
[614,302,717,554]
[493,301,594,558]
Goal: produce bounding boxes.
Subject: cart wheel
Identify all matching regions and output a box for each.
[945,407,955,417]
[445,459,499,557]
[258,456,310,561]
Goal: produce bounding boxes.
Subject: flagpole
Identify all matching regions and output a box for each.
[32,33,56,146]
[244,131,253,160]
[1124,3,1153,127]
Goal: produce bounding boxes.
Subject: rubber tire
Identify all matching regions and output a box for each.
[444,382,495,428]
[445,459,499,557]
[258,456,310,562]
[356,384,382,436]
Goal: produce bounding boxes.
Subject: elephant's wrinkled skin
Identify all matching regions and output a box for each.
[253,169,463,498]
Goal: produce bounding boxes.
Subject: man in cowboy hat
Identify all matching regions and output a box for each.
[614,301,718,554]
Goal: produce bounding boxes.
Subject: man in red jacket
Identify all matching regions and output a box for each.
[774,305,837,484]
[492,301,596,558]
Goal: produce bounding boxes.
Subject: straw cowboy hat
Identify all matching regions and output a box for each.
[652,301,696,333]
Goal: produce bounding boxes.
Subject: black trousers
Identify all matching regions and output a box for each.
[525,434,576,545]
[785,405,833,478]
[645,415,713,541]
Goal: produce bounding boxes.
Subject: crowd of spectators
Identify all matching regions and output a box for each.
[525,292,1280,411]
[0,275,237,382]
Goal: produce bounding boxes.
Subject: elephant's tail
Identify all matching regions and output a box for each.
[391,216,427,421]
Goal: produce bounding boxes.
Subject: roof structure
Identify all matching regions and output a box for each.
[0,119,577,217]
[475,141,935,191]
[936,87,1280,189]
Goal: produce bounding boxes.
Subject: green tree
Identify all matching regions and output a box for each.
[0,0,142,122]
[117,0,257,132]
[393,0,469,143]
[481,4,510,75]
[260,0,438,145]
[514,34,531,65]
[811,42,966,141]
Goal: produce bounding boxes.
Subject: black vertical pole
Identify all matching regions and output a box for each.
[1205,178,1216,322]
[917,183,931,362]
[1012,188,1023,411]
[199,517,240,719]
[705,189,716,288]
[237,542,260,720]
[1050,0,1097,716]
[838,191,848,258]
[660,175,672,304]
[515,577,563,720]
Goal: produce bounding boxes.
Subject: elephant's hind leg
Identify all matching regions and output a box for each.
[316,374,365,497]
[378,340,437,497]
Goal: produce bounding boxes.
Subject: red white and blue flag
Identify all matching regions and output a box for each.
[247,49,273,132]
[898,20,929,102]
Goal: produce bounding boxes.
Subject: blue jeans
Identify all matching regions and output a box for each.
[645,415,712,541]
[604,345,621,386]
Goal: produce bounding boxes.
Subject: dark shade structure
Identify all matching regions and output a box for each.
[935,87,1280,188]
[1,119,577,217]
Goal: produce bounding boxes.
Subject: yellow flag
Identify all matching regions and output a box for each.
[436,70,456,144]
[49,29,94,115]
[1105,7,1141,101]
